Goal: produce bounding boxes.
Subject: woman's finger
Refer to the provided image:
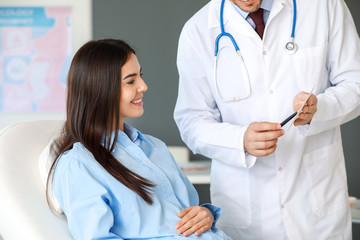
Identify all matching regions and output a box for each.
[176,207,213,237]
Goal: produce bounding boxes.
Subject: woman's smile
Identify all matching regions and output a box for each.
[131,97,143,106]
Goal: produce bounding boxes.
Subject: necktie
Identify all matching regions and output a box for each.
[248,8,265,39]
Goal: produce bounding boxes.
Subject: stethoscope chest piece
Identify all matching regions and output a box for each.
[285,41,298,55]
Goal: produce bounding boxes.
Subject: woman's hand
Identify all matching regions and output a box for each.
[175,206,214,237]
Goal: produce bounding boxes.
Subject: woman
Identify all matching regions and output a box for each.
[46,39,231,240]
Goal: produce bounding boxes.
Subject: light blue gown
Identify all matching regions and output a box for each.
[53,124,231,240]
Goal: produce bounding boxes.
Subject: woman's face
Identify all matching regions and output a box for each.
[119,53,148,127]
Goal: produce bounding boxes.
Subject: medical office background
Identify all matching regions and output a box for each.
[0,0,359,236]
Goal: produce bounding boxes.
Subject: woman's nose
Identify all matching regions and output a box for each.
[137,78,148,92]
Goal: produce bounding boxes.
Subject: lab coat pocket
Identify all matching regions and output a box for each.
[292,44,328,92]
[210,160,251,228]
[303,140,348,217]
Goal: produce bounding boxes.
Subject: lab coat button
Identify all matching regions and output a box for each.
[263,51,267,55]
[278,167,282,171]
[269,90,273,94]
[281,204,285,209]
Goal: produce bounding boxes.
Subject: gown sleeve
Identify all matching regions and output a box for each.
[169,150,222,229]
[52,151,124,240]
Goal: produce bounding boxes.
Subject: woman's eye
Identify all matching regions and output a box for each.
[128,80,135,84]
[140,73,144,77]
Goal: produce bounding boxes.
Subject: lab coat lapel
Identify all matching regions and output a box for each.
[267,0,291,26]
[207,0,221,29]
[226,1,259,39]
[208,0,258,39]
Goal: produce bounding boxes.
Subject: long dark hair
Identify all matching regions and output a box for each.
[46,39,154,211]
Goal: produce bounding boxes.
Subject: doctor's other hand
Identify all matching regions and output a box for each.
[244,122,284,157]
[293,91,318,126]
[175,206,214,237]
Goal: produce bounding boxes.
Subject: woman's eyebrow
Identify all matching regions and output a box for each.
[122,73,137,80]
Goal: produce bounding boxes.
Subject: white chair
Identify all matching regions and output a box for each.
[0,120,72,240]
[0,120,192,239]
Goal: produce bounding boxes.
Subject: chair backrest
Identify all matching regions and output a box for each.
[0,120,72,240]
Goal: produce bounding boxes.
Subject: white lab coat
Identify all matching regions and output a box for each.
[174,0,360,239]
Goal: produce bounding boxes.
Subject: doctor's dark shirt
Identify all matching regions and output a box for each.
[53,124,231,240]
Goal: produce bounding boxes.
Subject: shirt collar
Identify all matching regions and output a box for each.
[121,123,153,147]
[231,0,274,18]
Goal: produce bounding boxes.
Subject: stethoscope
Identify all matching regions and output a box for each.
[214,0,298,102]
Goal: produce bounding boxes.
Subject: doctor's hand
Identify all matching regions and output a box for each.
[293,92,318,126]
[244,122,284,157]
[175,206,214,237]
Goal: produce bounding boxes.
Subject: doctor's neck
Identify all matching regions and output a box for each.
[230,0,262,13]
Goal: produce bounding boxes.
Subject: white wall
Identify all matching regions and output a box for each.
[0,0,92,129]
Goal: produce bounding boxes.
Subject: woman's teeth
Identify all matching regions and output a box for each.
[132,99,142,103]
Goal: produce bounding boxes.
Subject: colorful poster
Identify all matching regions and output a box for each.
[0,7,72,112]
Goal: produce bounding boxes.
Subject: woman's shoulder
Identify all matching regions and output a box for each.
[54,142,96,175]
[143,134,163,144]
[142,134,169,150]
[124,124,167,149]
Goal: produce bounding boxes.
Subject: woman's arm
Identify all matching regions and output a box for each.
[168,148,222,237]
[52,151,124,240]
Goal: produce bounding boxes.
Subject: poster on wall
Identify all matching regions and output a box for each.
[0,7,72,112]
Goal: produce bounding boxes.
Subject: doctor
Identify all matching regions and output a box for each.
[174,0,360,239]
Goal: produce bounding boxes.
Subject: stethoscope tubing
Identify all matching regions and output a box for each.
[291,0,297,38]
[213,0,297,102]
[214,0,240,57]
[215,0,297,56]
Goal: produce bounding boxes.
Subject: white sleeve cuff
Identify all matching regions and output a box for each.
[297,123,311,136]
[244,152,257,168]
[239,125,257,168]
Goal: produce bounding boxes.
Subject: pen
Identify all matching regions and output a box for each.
[280,112,297,127]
